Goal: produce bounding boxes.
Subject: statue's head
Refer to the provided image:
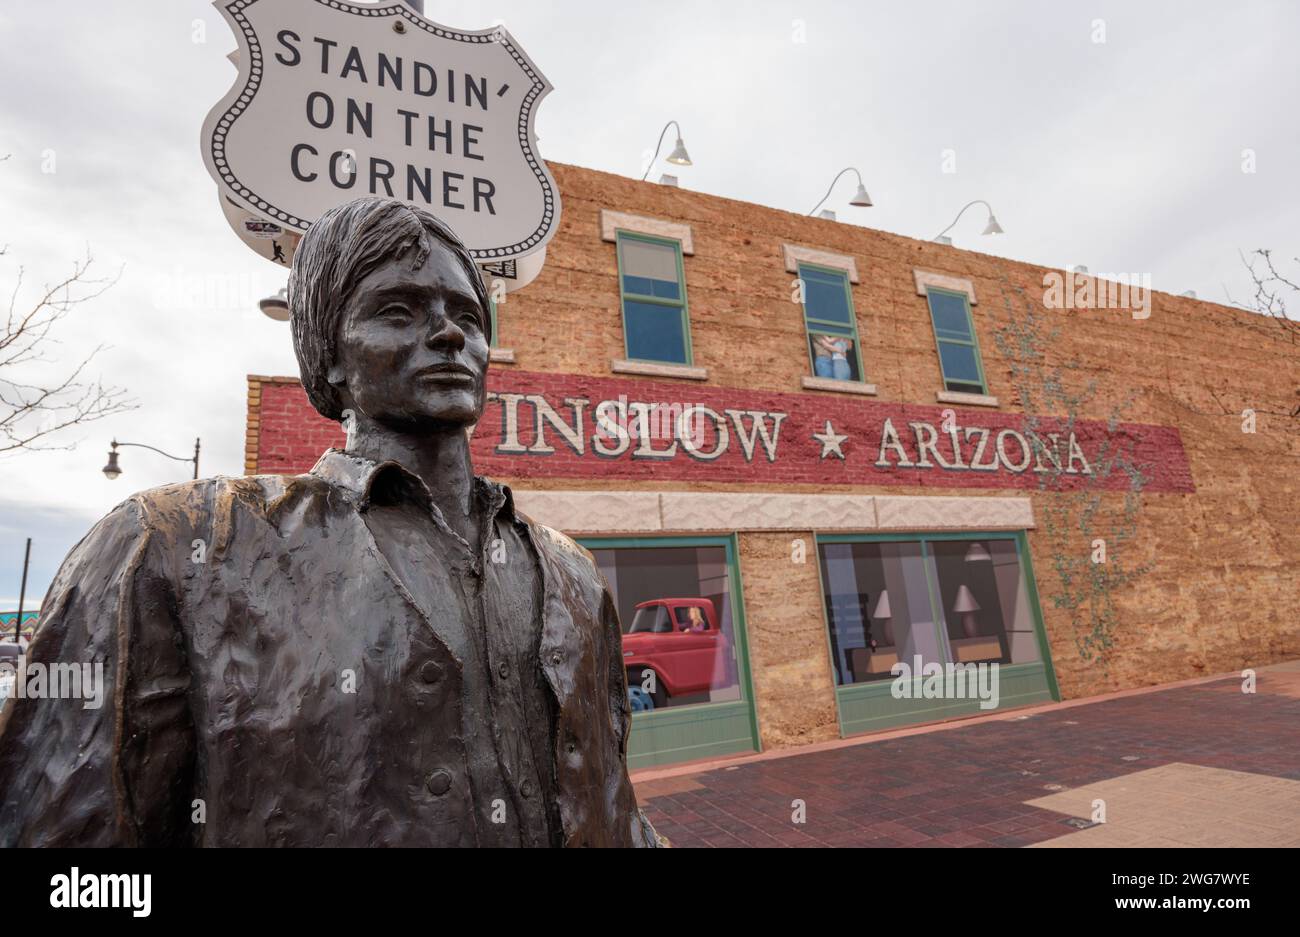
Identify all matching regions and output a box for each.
[289,197,492,431]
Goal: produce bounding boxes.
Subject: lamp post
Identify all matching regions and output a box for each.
[102,438,201,481]
[13,538,30,647]
[641,120,693,181]
[934,199,1004,244]
[808,167,873,218]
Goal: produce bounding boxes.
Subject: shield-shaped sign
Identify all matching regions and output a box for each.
[201,0,559,266]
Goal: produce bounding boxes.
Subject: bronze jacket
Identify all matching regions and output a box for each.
[0,450,657,847]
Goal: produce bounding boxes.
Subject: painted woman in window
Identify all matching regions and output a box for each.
[813,333,854,381]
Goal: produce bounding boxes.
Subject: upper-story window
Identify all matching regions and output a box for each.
[925,287,988,395]
[617,231,692,365]
[799,263,864,383]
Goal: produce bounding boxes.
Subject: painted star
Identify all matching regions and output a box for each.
[812,420,848,459]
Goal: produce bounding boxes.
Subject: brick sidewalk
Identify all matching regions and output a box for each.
[633,663,1300,848]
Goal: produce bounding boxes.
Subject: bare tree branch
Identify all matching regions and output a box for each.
[1238,248,1300,341]
[0,251,136,454]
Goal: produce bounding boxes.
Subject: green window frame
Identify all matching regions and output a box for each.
[577,534,761,769]
[925,287,988,395]
[798,262,866,382]
[486,296,498,348]
[615,231,693,365]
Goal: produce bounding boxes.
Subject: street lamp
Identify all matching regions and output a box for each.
[259,286,290,322]
[808,167,873,218]
[934,199,1004,244]
[102,438,201,481]
[641,120,693,181]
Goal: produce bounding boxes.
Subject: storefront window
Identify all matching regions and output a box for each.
[929,539,1043,665]
[590,544,741,712]
[818,537,1041,686]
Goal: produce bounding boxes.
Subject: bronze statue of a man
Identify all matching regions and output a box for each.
[0,197,659,847]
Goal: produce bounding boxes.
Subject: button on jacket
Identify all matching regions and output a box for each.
[0,449,659,847]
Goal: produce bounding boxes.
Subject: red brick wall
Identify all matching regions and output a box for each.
[247,377,343,475]
[251,369,1194,494]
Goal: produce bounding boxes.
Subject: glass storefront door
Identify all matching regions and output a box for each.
[818,532,1059,736]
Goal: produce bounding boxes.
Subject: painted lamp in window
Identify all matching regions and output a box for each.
[952,585,981,639]
[871,589,895,647]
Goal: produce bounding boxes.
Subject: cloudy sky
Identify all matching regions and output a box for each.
[0,0,1296,607]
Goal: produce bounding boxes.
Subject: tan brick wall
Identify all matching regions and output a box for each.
[737,533,840,748]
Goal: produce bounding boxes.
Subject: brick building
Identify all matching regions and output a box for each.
[246,162,1298,769]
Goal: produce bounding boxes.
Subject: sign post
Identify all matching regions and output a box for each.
[201,0,558,285]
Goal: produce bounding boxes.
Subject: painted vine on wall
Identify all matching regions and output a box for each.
[991,282,1152,666]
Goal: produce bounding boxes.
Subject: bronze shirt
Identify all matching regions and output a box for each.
[361,465,559,846]
[0,449,658,847]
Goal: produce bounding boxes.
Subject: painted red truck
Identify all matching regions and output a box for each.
[622,598,731,708]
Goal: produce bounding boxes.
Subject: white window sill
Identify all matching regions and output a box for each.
[801,376,878,396]
[489,347,516,364]
[611,359,709,381]
[936,390,999,408]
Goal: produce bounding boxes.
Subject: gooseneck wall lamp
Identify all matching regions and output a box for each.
[103,438,201,481]
[934,199,1004,244]
[259,286,290,322]
[641,120,693,181]
[808,167,873,217]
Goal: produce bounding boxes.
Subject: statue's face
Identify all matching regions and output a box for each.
[330,238,489,431]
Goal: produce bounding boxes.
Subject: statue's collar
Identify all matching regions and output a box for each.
[309,448,515,520]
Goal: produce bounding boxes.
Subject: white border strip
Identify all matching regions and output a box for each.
[914,269,977,304]
[600,210,695,254]
[783,244,860,283]
[513,490,1034,534]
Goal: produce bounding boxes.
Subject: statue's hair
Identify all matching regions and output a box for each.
[288,197,491,421]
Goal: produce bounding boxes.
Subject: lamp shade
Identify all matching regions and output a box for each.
[666,137,692,166]
[952,584,981,614]
[871,590,892,620]
[849,182,873,207]
[259,288,290,322]
[101,449,122,480]
[981,213,1004,235]
[964,542,992,563]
